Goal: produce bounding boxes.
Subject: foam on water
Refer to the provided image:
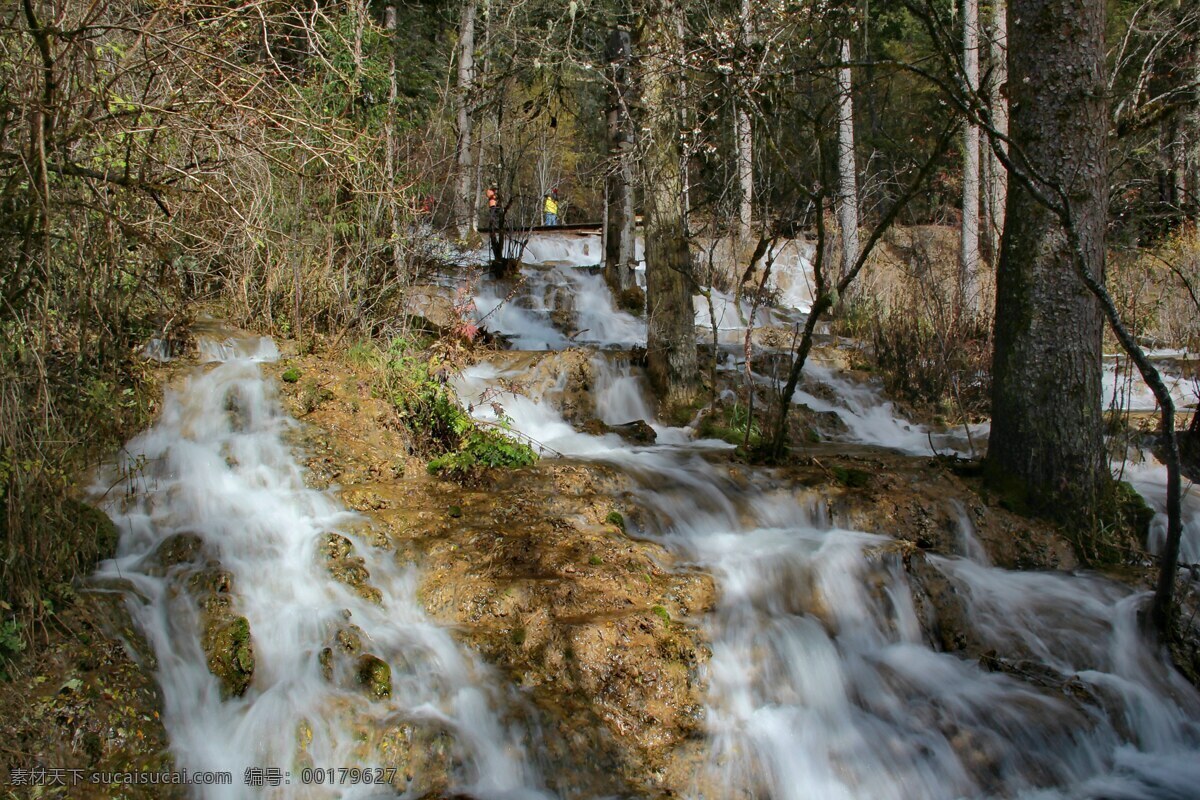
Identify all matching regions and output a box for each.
[1117,456,1200,563]
[1103,357,1199,413]
[93,344,548,799]
[454,264,1200,799]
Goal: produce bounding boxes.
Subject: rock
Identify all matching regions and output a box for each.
[320,533,354,561]
[610,420,657,444]
[320,533,383,605]
[356,654,391,700]
[145,532,206,575]
[403,285,458,332]
[202,615,255,698]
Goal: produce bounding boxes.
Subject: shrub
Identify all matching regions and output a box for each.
[372,338,536,482]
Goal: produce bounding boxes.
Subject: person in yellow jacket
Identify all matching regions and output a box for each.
[543,189,559,226]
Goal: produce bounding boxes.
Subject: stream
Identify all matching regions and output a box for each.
[95,234,1200,798]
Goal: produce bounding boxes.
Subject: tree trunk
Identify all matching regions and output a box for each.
[836,37,859,282]
[734,0,754,242]
[735,101,753,242]
[987,0,1108,514]
[982,0,1008,265]
[1192,50,1200,225]
[453,0,477,240]
[604,28,636,294]
[641,0,700,409]
[959,0,981,307]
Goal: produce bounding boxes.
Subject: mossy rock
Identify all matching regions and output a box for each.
[67,499,121,561]
[188,566,233,599]
[146,532,206,575]
[203,615,255,698]
[320,533,354,561]
[356,654,392,700]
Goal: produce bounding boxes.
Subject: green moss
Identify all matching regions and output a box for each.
[281,367,302,383]
[831,466,870,488]
[696,403,761,447]
[605,511,626,531]
[651,605,671,627]
[356,654,391,700]
[509,626,527,646]
[204,616,255,698]
[588,555,603,566]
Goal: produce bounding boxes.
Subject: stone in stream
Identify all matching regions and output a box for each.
[581,418,658,444]
[320,532,384,605]
[144,532,206,576]
[179,564,257,698]
[355,654,392,700]
[202,615,255,699]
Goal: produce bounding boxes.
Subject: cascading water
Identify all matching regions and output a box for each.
[93,333,549,799]
[454,245,1200,798]
[96,236,1200,799]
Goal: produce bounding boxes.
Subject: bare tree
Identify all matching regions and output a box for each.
[453,0,478,239]
[734,0,755,244]
[981,0,1008,264]
[959,0,981,306]
[836,36,861,281]
[604,28,638,295]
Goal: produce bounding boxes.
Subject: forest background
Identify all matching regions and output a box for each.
[1,0,1198,653]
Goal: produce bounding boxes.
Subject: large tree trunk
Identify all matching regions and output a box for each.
[982,0,1008,265]
[959,0,981,306]
[452,0,477,240]
[987,0,1108,514]
[641,0,700,408]
[835,37,859,282]
[604,28,637,294]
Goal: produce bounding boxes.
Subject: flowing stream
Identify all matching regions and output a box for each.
[94,329,549,799]
[95,237,1200,798]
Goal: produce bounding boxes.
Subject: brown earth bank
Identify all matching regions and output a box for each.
[2,334,1193,797]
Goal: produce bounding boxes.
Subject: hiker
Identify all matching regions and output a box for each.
[543,189,559,227]
[486,185,499,230]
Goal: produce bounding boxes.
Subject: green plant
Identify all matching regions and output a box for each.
[281,367,302,383]
[651,605,670,627]
[427,427,537,479]
[0,615,26,678]
[375,338,537,482]
[605,511,626,531]
[345,340,379,369]
[697,402,762,448]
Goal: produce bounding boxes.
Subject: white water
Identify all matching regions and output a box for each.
[100,249,1200,798]
[455,268,1200,799]
[1117,456,1200,563]
[472,231,815,349]
[1103,355,1199,413]
[94,341,548,799]
[456,354,1200,797]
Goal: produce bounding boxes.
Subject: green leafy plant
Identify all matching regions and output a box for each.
[375,338,536,482]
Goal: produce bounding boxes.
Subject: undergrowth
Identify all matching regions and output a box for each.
[364,338,537,482]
